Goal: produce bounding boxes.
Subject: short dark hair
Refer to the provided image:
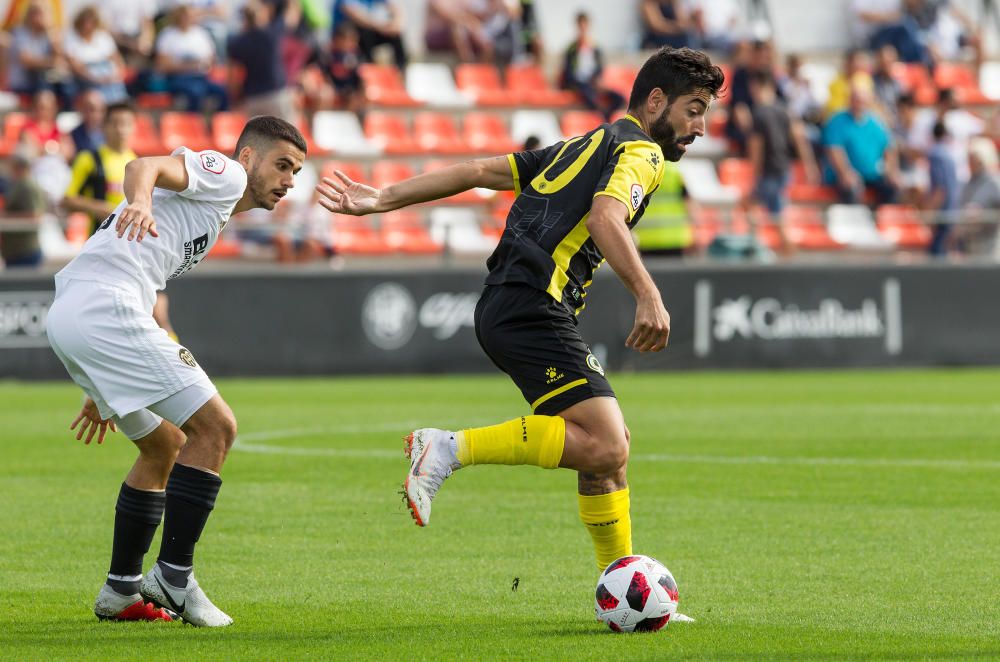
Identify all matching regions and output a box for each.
[627,47,725,110]
[932,120,948,140]
[234,115,307,158]
[104,102,135,121]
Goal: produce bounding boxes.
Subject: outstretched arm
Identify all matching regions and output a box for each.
[115,154,189,242]
[316,156,514,215]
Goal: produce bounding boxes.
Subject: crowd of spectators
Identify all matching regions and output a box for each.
[0,0,996,268]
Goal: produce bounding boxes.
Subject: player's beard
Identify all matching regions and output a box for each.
[247,167,278,211]
[649,107,694,162]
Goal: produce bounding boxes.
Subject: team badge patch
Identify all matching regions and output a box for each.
[200,152,225,174]
[586,353,605,376]
[179,348,199,368]
[629,183,643,211]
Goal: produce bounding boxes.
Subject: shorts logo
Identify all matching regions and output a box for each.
[630,183,643,211]
[544,366,564,385]
[586,353,605,376]
[200,152,225,174]
[179,348,198,368]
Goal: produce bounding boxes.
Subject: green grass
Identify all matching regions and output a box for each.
[2,369,1000,660]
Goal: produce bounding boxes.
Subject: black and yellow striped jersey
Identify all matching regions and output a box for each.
[486,115,666,313]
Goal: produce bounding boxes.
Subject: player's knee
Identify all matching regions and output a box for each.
[588,434,629,474]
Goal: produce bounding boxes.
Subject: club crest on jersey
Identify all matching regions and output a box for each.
[630,183,643,211]
[179,348,198,368]
[200,152,225,174]
[586,353,605,376]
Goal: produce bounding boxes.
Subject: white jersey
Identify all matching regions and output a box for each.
[56,147,247,309]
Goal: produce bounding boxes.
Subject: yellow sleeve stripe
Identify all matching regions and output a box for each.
[531,378,588,412]
[546,212,591,301]
[595,141,662,221]
[507,153,521,196]
[65,151,96,198]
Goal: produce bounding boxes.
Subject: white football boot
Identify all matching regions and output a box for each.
[94,583,175,621]
[403,428,460,527]
[140,564,233,627]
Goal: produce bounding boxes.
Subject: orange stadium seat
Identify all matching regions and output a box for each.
[876,204,932,249]
[505,64,577,106]
[160,112,214,152]
[132,112,165,156]
[0,112,26,156]
[358,64,420,107]
[718,158,755,198]
[600,65,638,100]
[890,62,930,92]
[788,161,838,204]
[423,160,483,204]
[413,112,469,154]
[784,205,842,250]
[211,112,248,155]
[371,161,414,189]
[739,206,783,251]
[364,112,420,155]
[381,210,443,254]
[207,238,242,258]
[454,64,518,106]
[331,215,392,255]
[934,63,991,104]
[295,117,327,156]
[691,206,724,250]
[321,160,367,186]
[136,92,173,110]
[463,112,518,153]
[560,110,604,137]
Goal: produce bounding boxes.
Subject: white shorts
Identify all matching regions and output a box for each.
[46,278,218,439]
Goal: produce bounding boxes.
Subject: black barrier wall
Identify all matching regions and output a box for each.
[2,264,999,379]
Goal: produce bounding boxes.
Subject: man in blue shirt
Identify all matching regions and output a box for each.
[331,0,407,68]
[926,120,960,256]
[824,83,900,205]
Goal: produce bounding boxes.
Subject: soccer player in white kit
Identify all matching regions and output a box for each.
[46,116,306,626]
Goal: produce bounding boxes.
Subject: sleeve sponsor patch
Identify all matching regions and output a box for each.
[630,183,643,211]
[200,152,226,174]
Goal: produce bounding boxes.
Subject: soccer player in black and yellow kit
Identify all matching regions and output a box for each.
[317,47,724,571]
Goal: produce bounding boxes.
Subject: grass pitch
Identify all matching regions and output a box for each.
[2,369,1000,660]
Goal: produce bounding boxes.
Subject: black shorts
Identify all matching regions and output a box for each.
[474,284,614,415]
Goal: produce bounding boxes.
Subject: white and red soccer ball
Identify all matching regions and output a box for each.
[594,555,679,633]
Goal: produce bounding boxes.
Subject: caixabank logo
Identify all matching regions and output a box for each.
[692,279,903,357]
[361,283,479,351]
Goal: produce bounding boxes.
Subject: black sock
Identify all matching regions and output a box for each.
[157,463,222,586]
[107,483,165,596]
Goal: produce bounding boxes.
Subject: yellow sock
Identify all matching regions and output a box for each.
[456,416,565,468]
[578,488,632,571]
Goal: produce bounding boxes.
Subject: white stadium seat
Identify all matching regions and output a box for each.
[405,63,474,108]
[428,207,495,254]
[510,110,562,148]
[311,111,381,157]
[676,158,741,205]
[827,204,893,250]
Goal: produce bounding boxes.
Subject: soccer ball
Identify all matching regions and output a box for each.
[594,555,679,633]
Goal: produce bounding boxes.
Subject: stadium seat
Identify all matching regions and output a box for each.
[560,110,604,138]
[980,62,1000,101]
[454,64,519,106]
[463,112,519,153]
[934,63,991,104]
[358,64,420,107]
[160,112,214,152]
[690,206,724,249]
[428,207,496,253]
[295,117,327,157]
[799,61,837,106]
[321,160,367,187]
[371,161,414,189]
[600,64,638,100]
[136,92,173,110]
[363,112,420,155]
[132,112,165,156]
[827,204,893,249]
[312,110,380,156]
[510,110,562,148]
[211,111,248,155]
[423,160,491,204]
[0,112,26,156]
[505,64,577,106]
[707,107,727,138]
[890,61,930,92]
[788,161,838,204]
[207,238,242,259]
[405,63,473,108]
[718,158,755,198]
[330,214,392,255]
[413,112,469,154]
[783,205,843,250]
[875,204,932,249]
[381,210,443,254]
[676,159,741,205]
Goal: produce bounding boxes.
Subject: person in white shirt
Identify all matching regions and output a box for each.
[64,5,129,103]
[155,3,229,112]
[46,116,306,627]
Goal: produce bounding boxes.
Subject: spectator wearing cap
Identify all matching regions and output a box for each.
[559,11,623,122]
[333,0,407,68]
[228,1,297,123]
[155,2,229,112]
[63,5,128,104]
[1,148,47,268]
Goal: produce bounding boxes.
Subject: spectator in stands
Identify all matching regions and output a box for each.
[954,137,1000,256]
[559,11,623,122]
[1,148,47,268]
[893,93,928,205]
[517,0,543,63]
[903,0,982,69]
[332,0,407,68]
[872,44,903,120]
[227,1,297,123]
[687,0,741,54]
[178,0,231,58]
[69,89,106,154]
[924,121,960,256]
[102,0,156,62]
[155,3,229,113]
[63,5,128,104]
[21,89,73,161]
[6,1,72,105]
[634,161,690,256]
[779,53,822,142]
[425,0,520,65]
[640,0,696,49]
[324,22,365,115]
[62,102,137,233]
[851,0,930,65]
[825,48,874,118]
[824,83,900,205]
[749,71,820,224]
[914,88,985,185]
[725,39,779,156]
